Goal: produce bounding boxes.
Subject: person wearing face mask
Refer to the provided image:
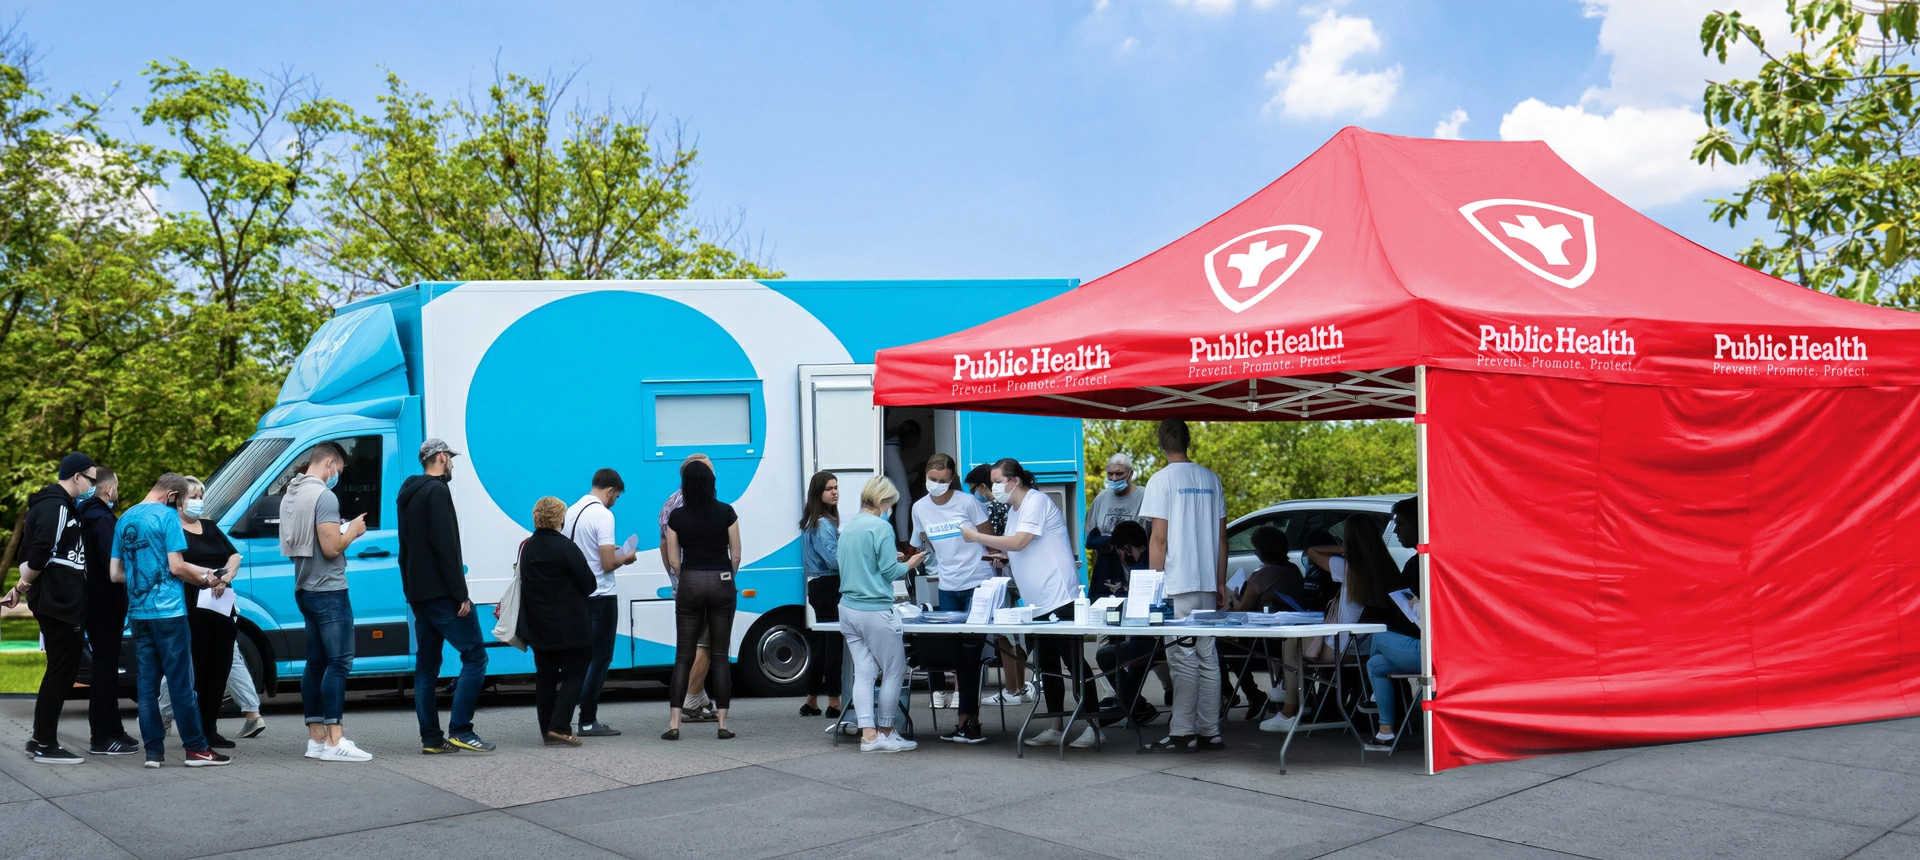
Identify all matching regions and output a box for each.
[279,441,371,762]
[168,476,244,748]
[3,453,100,764]
[398,439,494,754]
[909,454,994,741]
[962,459,1102,749]
[966,463,1034,709]
[1091,521,1159,727]
[1084,453,1147,555]
[76,467,141,756]
[112,473,232,768]
[839,476,927,752]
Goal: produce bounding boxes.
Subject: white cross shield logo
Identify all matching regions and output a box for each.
[1203,225,1324,314]
[1459,199,1597,289]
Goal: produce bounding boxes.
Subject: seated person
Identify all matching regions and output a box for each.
[1220,527,1318,730]
[1092,522,1156,725]
[1088,520,1148,598]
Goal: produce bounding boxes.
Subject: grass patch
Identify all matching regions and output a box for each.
[0,649,45,694]
[1,616,39,642]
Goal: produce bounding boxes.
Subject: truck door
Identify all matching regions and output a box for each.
[799,365,883,525]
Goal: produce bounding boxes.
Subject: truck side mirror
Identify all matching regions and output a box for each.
[229,494,283,539]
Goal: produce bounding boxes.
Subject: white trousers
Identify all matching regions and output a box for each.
[1166,591,1220,738]
[840,604,906,730]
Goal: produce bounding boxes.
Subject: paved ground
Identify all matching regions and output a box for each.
[2,678,1918,860]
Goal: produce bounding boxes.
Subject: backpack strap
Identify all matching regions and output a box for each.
[567,500,602,541]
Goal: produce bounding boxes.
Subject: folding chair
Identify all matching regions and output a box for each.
[1360,673,1428,762]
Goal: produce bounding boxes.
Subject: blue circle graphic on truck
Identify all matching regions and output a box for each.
[465,291,760,544]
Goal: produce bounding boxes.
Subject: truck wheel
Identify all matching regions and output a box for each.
[737,610,810,697]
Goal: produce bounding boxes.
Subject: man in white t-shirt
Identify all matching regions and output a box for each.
[910,454,993,729]
[1138,419,1228,751]
[564,468,639,737]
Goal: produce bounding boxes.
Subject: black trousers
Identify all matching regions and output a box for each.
[670,569,735,710]
[533,645,592,734]
[188,609,236,738]
[34,617,85,746]
[1033,604,1099,716]
[84,582,130,744]
[804,576,843,697]
[913,635,985,718]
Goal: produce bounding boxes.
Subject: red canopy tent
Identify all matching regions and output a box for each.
[874,127,1920,772]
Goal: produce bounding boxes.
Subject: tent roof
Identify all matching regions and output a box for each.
[875,128,1920,419]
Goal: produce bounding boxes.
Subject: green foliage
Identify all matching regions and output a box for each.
[316,70,778,289]
[1084,419,1416,520]
[1695,1,1920,306]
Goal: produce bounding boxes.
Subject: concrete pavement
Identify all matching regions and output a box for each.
[2,681,1918,859]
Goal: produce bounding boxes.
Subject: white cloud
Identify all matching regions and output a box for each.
[1496,1,1786,208]
[1169,0,1236,12]
[1094,0,1111,11]
[1119,36,1140,52]
[1264,10,1401,119]
[1433,108,1468,140]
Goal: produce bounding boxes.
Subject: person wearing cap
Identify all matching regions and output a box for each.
[3,452,99,764]
[397,438,493,754]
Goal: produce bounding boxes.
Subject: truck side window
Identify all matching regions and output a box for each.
[260,435,384,530]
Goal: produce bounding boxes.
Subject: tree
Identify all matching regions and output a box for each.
[1084,419,1416,520]
[1695,1,1920,306]
[316,69,777,289]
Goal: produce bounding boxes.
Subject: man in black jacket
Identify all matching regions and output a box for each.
[397,438,492,754]
[3,453,99,763]
[78,468,139,755]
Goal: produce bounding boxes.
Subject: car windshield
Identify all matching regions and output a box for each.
[202,438,293,522]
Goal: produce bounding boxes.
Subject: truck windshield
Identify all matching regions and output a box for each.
[203,438,293,522]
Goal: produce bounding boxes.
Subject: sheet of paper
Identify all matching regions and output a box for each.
[196,585,237,615]
[1389,589,1421,628]
[1124,570,1164,619]
[1226,566,1248,594]
[620,534,639,556]
[967,577,1010,625]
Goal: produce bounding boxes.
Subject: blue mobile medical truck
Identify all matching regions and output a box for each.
[196,279,1085,696]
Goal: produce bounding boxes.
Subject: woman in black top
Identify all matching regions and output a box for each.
[516,496,598,746]
[178,477,242,748]
[661,459,741,740]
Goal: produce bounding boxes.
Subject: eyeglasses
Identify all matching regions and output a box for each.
[77,472,96,485]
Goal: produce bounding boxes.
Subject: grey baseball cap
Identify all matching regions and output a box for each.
[419,438,460,461]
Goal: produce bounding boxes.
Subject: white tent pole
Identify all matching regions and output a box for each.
[1416,364,1435,776]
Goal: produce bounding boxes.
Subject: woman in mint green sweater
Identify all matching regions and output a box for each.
[839,476,926,753]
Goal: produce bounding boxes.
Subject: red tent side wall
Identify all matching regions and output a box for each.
[1424,369,1920,770]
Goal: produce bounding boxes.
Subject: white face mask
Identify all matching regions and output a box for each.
[185,499,205,518]
[1106,478,1129,492]
[925,479,950,497]
[991,482,1011,504]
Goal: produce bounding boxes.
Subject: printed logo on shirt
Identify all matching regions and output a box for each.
[1177,488,1216,496]
[925,521,965,541]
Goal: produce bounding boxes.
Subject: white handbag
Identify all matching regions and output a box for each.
[491,539,529,651]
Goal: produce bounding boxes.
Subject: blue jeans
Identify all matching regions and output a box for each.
[410,597,488,743]
[132,616,207,757]
[578,596,618,724]
[1366,631,1422,730]
[937,587,974,613]
[297,589,354,725]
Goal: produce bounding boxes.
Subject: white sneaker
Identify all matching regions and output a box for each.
[1069,726,1102,748]
[683,692,713,711]
[1259,711,1300,733]
[884,733,918,752]
[304,739,324,759]
[861,733,906,753]
[932,691,955,709]
[982,688,1032,706]
[1023,728,1063,746]
[318,739,373,762]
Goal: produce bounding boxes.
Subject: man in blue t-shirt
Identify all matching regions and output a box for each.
[111,473,230,768]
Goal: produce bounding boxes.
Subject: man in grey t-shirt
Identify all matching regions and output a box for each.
[278,441,369,762]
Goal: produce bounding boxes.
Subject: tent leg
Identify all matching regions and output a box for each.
[1416,365,1436,776]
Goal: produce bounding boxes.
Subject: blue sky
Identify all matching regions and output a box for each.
[12,0,1773,281]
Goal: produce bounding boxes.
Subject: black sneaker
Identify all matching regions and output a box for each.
[204,732,236,750]
[684,705,719,723]
[939,723,987,744]
[577,722,622,737]
[184,749,231,767]
[449,732,496,753]
[26,741,84,764]
[90,737,141,756]
[421,739,460,754]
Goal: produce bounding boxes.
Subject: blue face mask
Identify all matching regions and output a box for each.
[185,499,205,518]
[74,487,95,503]
[325,472,340,490]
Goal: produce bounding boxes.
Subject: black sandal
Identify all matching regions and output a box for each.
[717,728,736,740]
[1196,736,1226,752]
[660,728,680,741]
[799,704,822,717]
[825,706,842,719]
[1145,735,1195,752]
